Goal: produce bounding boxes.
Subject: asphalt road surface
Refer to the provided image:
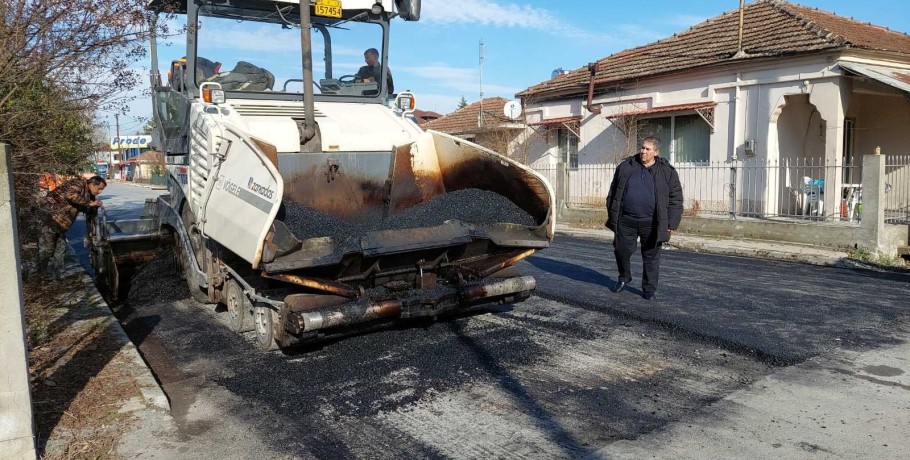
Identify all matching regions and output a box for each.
[89,186,909,459]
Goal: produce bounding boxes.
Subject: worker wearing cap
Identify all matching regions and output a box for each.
[32,175,106,278]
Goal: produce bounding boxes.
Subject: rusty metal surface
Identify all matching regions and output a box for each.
[387,143,426,213]
[264,136,550,275]
[288,275,537,334]
[387,141,446,214]
[298,298,403,332]
[360,221,473,254]
[478,248,536,278]
[261,236,346,272]
[460,275,537,301]
[279,141,548,229]
[261,272,359,297]
[264,225,545,276]
[280,152,391,222]
[482,224,550,248]
[112,250,161,268]
[419,272,438,289]
[284,293,350,312]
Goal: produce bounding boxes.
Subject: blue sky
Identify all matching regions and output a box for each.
[103,0,910,135]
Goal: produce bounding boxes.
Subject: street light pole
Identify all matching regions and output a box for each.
[115,114,123,181]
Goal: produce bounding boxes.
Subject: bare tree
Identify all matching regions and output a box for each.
[0,1,160,116]
[0,0,165,238]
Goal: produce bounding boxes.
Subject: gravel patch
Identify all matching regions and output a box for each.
[281,188,536,242]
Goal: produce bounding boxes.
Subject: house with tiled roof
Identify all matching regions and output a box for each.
[411,109,442,125]
[518,0,910,218]
[423,97,534,161]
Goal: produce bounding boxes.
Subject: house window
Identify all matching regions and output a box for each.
[637,114,710,164]
[557,128,579,169]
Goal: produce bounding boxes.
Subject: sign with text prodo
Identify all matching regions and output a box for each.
[110,135,150,149]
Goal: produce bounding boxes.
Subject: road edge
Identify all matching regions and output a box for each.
[555,227,848,267]
[63,243,171,412]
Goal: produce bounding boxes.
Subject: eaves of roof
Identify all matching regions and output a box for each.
[518,0,910,101]
[422,97,516,134]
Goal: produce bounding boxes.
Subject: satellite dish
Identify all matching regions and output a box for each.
[503,100,522,119]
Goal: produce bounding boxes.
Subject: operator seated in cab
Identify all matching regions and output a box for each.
[355,48,394,94]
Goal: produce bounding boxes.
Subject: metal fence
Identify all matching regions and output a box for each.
[532,156,910,223]
[885,154,910,224]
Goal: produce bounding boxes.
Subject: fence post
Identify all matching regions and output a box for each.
[860,148,886,253]
[0,144,37,459]
[728,158,737,219]
[556,162,568,209]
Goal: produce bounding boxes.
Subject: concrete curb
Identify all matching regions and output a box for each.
[63,243,170,412]
[666,239,846,267]
[555,226,849,267]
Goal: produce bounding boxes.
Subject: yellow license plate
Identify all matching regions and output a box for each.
[315,0,342,18]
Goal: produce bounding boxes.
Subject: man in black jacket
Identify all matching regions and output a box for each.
[605,136,683,300]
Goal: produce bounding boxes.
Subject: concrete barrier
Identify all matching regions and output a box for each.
[0,143,37,459]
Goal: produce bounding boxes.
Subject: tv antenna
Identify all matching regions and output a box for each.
[479,39,485,127]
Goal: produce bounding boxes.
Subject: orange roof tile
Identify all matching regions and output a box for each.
[422,97,515,134]
[518,0,910,101]
[412,109,442,125]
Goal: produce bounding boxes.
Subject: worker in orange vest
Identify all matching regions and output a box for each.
[37,172,61,198]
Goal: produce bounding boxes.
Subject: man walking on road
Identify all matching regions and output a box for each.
[605,136,683,300]
[33,175,106,278]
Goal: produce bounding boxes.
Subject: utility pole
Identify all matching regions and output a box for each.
[104,121,113,178]
[115,114,123,181]
[478,39,485,127]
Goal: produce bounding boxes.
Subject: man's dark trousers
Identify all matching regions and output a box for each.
[613,215,661,294]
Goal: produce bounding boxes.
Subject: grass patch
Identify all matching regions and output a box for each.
[847,247,909,269]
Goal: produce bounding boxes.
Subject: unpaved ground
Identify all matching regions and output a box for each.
[24,266,141,460]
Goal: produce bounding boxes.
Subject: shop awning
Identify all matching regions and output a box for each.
[606,102,716,119]
[528,115,582,126]
[838,61,910,94]
[528,115,581,137]
[606,102,716,133]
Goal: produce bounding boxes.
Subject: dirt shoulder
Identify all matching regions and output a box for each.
[23,245,165,459]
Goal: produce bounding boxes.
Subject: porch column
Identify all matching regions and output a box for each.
[809,80,851,219]
[556,162,567,208]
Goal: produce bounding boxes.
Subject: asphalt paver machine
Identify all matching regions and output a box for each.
[88,0,555,349]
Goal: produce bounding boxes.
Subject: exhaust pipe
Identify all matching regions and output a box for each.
[288,276,537,333]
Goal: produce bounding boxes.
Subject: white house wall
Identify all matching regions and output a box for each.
[525,99,583,167]
[525,53,877,216]
[849,92,910,157]
[848,91,910,214]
